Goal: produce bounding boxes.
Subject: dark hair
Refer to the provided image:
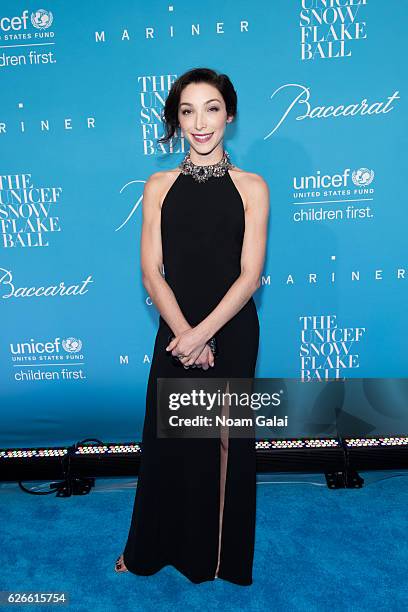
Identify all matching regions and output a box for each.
[157,67,238,145]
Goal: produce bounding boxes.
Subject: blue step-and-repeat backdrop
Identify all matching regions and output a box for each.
[1,1,407,447]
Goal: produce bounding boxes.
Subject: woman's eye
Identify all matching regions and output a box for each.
[181,107,219,115]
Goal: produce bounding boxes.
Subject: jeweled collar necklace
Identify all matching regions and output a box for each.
[179,150,233,183]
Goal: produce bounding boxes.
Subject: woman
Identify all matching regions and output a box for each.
[115,67,269,586]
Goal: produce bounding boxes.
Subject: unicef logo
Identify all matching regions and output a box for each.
[352,168,375,187]
[62,337,82,353]
[31,9,53,30]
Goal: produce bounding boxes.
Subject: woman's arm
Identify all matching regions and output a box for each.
[140,172,192,337]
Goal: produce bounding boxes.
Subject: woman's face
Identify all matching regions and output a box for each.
[177,82,233,155]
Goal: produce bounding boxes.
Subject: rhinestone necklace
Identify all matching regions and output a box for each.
[179,149,234,183]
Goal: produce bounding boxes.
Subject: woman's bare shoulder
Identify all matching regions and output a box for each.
[229,166,269,211]
[229,166,268,188]
[145,168,180,185]
[145,168,181,209]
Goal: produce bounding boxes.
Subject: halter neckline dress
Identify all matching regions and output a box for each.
[123,168,260,586]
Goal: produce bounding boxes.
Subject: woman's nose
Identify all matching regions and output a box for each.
[195,114,206,130]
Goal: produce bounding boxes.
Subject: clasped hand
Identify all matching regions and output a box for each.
[166,327,215,370]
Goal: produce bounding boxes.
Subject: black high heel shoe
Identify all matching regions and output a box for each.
[114,554,128,573]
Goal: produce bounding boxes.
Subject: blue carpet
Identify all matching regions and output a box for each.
[1,471,407,611]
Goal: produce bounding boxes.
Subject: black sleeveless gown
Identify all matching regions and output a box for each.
[123,169,260,586]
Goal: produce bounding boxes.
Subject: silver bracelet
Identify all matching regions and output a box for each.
[207,336,218,356]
